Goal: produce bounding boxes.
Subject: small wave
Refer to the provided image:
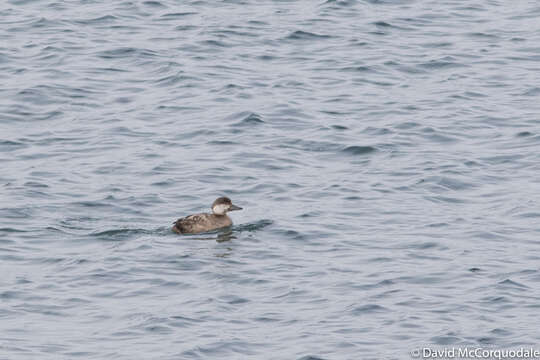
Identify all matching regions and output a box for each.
[256,54,276,61]
[0,227,27,233]
[0,140,27,151]
[90,228,154,240]
[421,176,475,191]
[74,201,110,208]
[351,304,389,315]
[339,65,375,73]
[27,17,65,29]
[281,139,340,152]
[272,229,307,241]
[160,12,197,19]
[365,0,412,4]
[394,121,419,129]
[523,87,540,96]
[341,145,376,155]
[97,47,157,59]
[418,58,466,70]
[322,0,356,6]
[24,181,49,188]
[517,212,540,218]
[154,74,196,87]
[373,21,392,27]
[174,25,197,31]
[431,335,462,345]
[231,112,264,127]
[219,295,249,305]
[74,15,118,25]
[421,132,458,143]
[234,219,273,232]
[200,39,229,47]
[498,279,529,289]
[207,140,238,145]
[421,41,453,48]
[466,32,499,39]
[0,140,24,146]
[142,1,166,7]
[286,30,332,40]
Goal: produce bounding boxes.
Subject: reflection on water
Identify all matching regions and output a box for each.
[182,228,237,243]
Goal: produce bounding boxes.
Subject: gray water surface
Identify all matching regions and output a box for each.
[1,1,540,359]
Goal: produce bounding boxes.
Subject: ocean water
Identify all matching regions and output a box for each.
[1,0,540,359]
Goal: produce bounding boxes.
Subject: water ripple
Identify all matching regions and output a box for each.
[1,0,539,359]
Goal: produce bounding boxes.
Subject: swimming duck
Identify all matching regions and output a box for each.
[172,197,242,234]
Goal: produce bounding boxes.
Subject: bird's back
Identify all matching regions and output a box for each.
[172,213,232,234]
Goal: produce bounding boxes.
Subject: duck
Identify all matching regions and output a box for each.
[172,197,242,234]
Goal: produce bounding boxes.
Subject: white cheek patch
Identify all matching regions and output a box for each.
[213,204,228,215]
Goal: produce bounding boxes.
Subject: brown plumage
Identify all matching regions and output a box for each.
[172,197,242,234]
